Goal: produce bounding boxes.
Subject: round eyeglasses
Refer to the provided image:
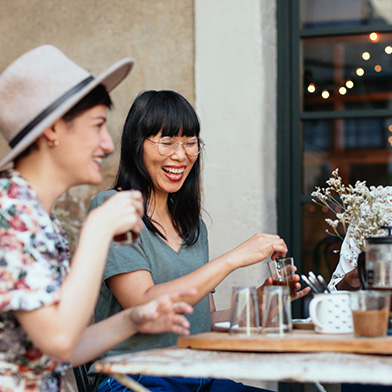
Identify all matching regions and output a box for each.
[147,136,205,157]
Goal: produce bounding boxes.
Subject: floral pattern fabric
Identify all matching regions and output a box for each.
[0,170,71,391]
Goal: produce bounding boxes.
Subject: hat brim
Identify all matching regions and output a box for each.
[0,57,134,169]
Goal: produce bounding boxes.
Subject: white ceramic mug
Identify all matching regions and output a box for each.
[309,291,353,334]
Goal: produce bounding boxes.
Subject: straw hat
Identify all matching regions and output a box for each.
[0,45,134,169]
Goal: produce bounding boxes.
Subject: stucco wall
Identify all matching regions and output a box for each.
[0,0,277,297]
[0,0,195,246]
[195,3,277,389]
[0,0,278,323]
[195,0,277,311]
[0,0,278,389]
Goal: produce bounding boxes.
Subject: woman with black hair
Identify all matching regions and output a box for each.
[90,90,309,392]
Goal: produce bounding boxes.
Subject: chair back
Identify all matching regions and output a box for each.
[73,363,92,392]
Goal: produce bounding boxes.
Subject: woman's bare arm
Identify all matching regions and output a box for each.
[107,233,288,311]
[70,290,195,366]
[15,191,144,361]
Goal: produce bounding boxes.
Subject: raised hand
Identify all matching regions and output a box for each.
[89,190,145,241]
[288,270,311,300]
[256,268,311,319]
[226,233,288,269]
[129,289,196,335]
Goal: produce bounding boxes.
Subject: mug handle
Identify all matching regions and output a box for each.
[308,296,324,330]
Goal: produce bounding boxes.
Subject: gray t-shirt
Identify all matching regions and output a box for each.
[89,190,211,358]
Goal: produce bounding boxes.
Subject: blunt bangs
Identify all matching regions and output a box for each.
[140,90,200,138]
[115,89,202,246]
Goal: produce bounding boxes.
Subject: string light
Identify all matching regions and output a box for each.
[339,87,347,95]
[306,36,387,103]
[307,83,316,93]
[346,80,354,89]
[305,33,389,105]
[388,125,392,132]
[321,90,330,99]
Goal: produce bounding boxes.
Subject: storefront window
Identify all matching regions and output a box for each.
[299,1,392,277]
[301,0,392,29]
[303,33,392,112]
[278,0,392,309]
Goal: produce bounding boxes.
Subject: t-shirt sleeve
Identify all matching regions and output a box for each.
[0,201,63,312]
[103,241,152,281]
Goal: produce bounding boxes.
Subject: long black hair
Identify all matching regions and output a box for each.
[114,90,202,246]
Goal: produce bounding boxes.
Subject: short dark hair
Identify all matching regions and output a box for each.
[114,90,202,246]
[62,84,112,122]
[14,84,112,163]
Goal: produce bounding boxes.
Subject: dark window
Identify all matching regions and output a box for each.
[277,0,392,320]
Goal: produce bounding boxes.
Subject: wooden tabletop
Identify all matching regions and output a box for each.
[177,330,392,354]
[92,346,392,386]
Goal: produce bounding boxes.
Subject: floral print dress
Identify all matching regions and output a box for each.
[0,170,71,391]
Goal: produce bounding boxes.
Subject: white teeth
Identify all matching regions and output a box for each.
[163,167,184,174]
[93,157,102,164]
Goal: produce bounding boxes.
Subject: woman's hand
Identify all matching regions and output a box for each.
[87,190,144,241]
[128,289,196,336]
[226,233,288,269]
[256,270,311,317]
[336,267,361,291]
[288,269,311,300]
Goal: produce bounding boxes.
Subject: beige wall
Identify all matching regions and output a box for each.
[195,2,277,389]
[0,0,195,246]
[0,0,278,310]
[0,1,278,389]
[0,0,279,309]
[196,0,277,309]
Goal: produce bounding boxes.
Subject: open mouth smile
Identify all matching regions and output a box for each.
[162,166,185,181]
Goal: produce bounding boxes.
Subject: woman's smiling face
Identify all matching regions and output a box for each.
[142,132,198,196]
[54,104,114,187]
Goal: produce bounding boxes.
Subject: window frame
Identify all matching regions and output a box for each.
[277,0,392,320]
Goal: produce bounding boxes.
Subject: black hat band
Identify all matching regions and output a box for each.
[9,76,94,148]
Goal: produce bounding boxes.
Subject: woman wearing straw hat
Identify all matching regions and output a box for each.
[0,45,194,391]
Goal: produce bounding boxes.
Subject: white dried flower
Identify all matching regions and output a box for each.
[311,168,392,252]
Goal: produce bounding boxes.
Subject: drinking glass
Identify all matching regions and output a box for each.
[104,191,138,246]
[262,285,292,335]
[267,257,296,297]
[350,290,391,338]
[229,286,260,335]
[113,231,136,246]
